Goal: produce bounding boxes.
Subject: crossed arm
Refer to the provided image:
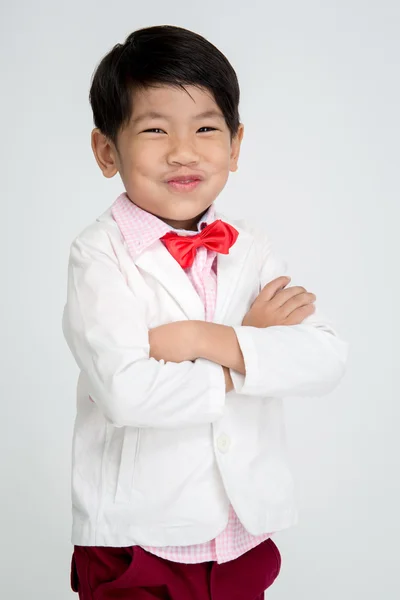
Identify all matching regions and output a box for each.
[63,234,348,429]
[148,321,246,393]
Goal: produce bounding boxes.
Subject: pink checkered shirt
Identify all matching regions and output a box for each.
[111,191,273,564]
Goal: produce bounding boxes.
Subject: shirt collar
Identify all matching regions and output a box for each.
[111,192,216,260]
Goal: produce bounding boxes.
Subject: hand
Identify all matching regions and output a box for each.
[242,276,316,328]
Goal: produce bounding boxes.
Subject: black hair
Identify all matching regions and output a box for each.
[89,25,241,150]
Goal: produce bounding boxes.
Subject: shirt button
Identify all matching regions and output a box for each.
[217,433,231,454]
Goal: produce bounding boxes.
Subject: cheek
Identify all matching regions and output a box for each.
[124,147,156,178]
[207,143,232,171]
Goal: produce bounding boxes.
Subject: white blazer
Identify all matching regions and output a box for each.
[62,205,349,547]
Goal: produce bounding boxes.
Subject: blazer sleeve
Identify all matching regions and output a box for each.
[229,232,349,397]
[62,231,226,428]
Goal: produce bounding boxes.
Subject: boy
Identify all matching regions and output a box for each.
[62,24,348,600]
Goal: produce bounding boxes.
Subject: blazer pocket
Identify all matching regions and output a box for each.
[114,427,141,503]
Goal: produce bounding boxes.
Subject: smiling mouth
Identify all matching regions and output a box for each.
[166,180,203,192]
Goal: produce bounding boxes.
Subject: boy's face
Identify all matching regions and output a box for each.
[92,84,244,230]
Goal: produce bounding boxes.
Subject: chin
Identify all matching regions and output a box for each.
[168,198,212,214]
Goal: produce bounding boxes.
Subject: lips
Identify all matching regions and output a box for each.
[167,179,202,192]
[166,174,204,183]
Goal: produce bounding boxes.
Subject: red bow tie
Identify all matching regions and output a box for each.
[161,219,239,269]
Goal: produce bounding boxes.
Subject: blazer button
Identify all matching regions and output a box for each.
[217,433,231,454]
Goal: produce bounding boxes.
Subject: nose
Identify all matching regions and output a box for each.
[166,135,200,166]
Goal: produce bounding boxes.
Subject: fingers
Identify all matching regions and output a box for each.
[258,276,291,302]
[283,303,316,325]
[267,281,316,324]
[282,293,316,321]
[257,277,316,323]
[273,285,306,301]
[271,286,316,309]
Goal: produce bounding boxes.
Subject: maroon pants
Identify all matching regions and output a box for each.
[71,538,282,599]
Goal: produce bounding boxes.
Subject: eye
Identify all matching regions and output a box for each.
[141,126,218,134]
[142,128,165,134]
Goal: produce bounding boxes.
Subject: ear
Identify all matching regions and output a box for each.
[229,123,244,172]
[91,128,119,178]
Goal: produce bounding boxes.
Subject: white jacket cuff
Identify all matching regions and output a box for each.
[229,324,349,398]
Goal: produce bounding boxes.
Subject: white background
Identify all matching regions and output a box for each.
[2,1,398,598]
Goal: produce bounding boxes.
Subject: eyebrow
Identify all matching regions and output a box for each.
[131,109,225,126]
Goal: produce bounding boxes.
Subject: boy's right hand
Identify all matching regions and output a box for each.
[242,276,316,328]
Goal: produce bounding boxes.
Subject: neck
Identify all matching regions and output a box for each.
[159,207,211,231]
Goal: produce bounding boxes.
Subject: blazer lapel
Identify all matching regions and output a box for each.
[135,241,206,321]
[212,214,254,323]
